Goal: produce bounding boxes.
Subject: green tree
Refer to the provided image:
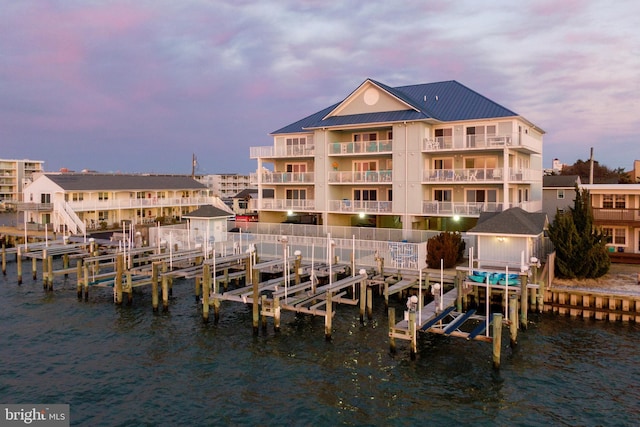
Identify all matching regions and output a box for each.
[548,186,610,279]
[426,231,465,269]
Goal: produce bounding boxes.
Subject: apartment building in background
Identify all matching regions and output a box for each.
[249,79,544,236]
[0,158,45,203]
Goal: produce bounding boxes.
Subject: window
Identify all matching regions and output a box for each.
[434,128,452,147]
[98,211,109,221]
[286,137,306,155]
[136,192,145,199]
[286,163,307,173]
[157,192,166,199]
[72,192,84,202]
[434,189,452,202]
[603,227,626,245]
[286,189,306,200]
[603,194,625,208]
[433,158,453,169]
[353,189,377,201]
[557,189,565,199]
[98,192,109,201]
[353,133,377,142]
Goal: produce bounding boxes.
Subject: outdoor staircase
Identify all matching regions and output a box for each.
[53,201,86,235]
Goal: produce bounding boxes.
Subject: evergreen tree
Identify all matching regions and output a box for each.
[426,231,465,269]
[548,186,610,279]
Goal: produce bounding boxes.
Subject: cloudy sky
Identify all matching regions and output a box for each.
[1,0,638,175]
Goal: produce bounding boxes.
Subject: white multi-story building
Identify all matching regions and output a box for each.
[0,158,44,202]
[250,79,544,235]
[197,173,253,199]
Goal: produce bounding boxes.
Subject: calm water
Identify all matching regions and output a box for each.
[1,257,639,427]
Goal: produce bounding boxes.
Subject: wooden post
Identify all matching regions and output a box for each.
[202,264,210,323]
[83,262,89,301]
[162,271,169,312]
[455,272,462,312]
[359,279,366,323]
[509,294,518,347]
[294,254,301,285]
[388,307,396,353]
[325,291,333,341]
[126,270,133,306]
[47,255,53,291]
[33,255,39,282]
[213,297,220,324]
[366,287,373,320]
[76,260,83,299]
[114,254,123,304]
[194,276,201,303]
[152,262,159,312]
[409,309,417,360]
[1,243,6,275]
[261,295,268,332]
[252,266,259,336]
[17,246,22,285]
[492,313,503,369]
[519,273,528,330]
[273,295,281,332]
[63,253,69,278]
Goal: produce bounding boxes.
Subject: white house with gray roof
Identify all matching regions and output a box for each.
[21,173,229,234]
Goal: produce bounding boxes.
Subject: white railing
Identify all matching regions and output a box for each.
[423,132,542,153]
[259,199,316,211]
[54,200,86,235]
[327,140,393,155]
[249,145,315,159]
[328,170,392,183]
[259,172,315,184]
[422,167,538,183]
[422,201,503,216]
[66,196,215,212]
[329,199,393,213]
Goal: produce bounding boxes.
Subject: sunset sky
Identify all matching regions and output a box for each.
[2,0,638,174]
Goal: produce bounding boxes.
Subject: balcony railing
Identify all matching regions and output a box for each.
[592,208,640,222]
[329,199,392,214]
[328,170,392,184]
[422,201,503,216]
[423,132,542,153]
[64,196,215,211]
[259,172,315,184]
[250,145,315,159]
[422,168,538,183]
[328,140,393,155]
[259,199,315,211]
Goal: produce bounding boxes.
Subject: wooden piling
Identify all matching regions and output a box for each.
[202,264,210,322]
[519,273,528,330]
[509,294,518,347]
[33,256,38,282]
[366,287,373,320]
[261,295,268,332]
[152,262,159,312]
[388,307,396,353]
[194,276,201,303]
[273,295,280,332]
[359,279,366,323]
[252,264,259,335]
[76,260,82,299]
[126,270,133,306]
[115,254,124,305]
[63,254,69,278]
[409,310,417,360]
[492,313,503,369]
[83,262,89,301]
[40,255,46,288]
[47,255,53,291]
[17,246,22,284]
[325,291,333,341]
[1,243,6,275]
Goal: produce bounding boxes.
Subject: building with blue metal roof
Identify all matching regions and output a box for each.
[250,78,544,235]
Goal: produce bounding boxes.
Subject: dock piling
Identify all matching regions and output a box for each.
[509,294,518,347]
[388,307,396,353]
[152,262,159,312]
[202,264,210,322]
[519,273,528,330]
[492,313,503,369]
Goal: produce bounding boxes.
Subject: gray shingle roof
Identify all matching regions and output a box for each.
[44,173,207,191]
[468,207,548,236]
[183,205,234,218]
[543,175,581,188]
[272,79,526,134]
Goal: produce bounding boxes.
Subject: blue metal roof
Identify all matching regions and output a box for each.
[271,79,520,135]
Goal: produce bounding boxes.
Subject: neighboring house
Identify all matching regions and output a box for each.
[466,207,549,269]
[0,158,44,203]
[250,78,544,237]
[21,173,222,234]
[581,183,640,258]
[542,175,581,222]
[231,188,274,216]
[183,205,235,245]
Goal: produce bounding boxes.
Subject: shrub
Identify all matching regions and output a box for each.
[426,231,465,269]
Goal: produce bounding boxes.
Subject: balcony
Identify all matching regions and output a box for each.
[250,145,315,159]
[328,140,393,155]
[329,199,392,214]
[259,199,315,211]
[259,172,315,184]
[328,170,392,184]
[592,207,640,225]
[63,196,216,212]
[422,201,503,216]
[422,132,542,153]
[422,168,538,183]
